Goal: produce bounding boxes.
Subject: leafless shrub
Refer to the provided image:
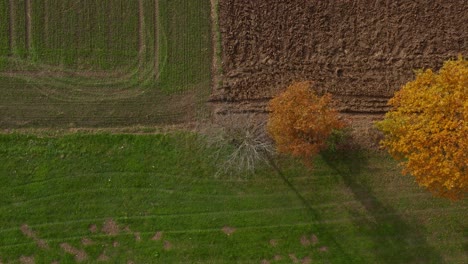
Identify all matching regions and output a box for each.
[197,114,275,178]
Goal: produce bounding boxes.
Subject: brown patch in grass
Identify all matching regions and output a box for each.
[20,224,49,249]
[20,224,35,238]
[50,261,59,264]
[152,231,163,241]
[311,234,318,245]
[289,254,299,263]
[36,239,49,250]
[222,226,236,236]
[300,235,311,247]
[113,241,119,248]
[19,255,35,264]
[163,240,173,251]
[97,252,110,262]
[81,237,94,246]
[60,243,88,262]
[123,226,132,233]
[319,246,328,252]
[301,256,312,264]
[269,239,278,247]
[89,224,98,233]
[260,259,270,264]
[127,261,135,264]
[102,219,120,236]
[274,255,282,261]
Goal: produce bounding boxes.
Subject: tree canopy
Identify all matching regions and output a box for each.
[268,81,344,165]
[377,56,468,200]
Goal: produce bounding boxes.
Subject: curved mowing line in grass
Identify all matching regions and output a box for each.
[6,49,156,102]
[1,9,171,103]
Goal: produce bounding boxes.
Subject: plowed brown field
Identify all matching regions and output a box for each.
[212,0,467,146]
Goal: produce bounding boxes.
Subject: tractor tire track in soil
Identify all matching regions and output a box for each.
[7,0,15,55]
[24,0,32,54]
[154,0,159,79]
[138,0,145,68]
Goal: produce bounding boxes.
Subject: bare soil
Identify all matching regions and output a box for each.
[300,235,311,247]
[302,256,312,264]
[151,231,163,241]
[88,224,98,233]
[20,224,49,249]
[289,254,299,263]
[19,256,34,264]
[269,239,278,247]
[319,246,328,252]
[214,0,468,147]
[163,240,173,251]
[97,252,110,262]
[221,226,236,236]
[310,234,318,245]
[101,219,120,236]
[60,243,88,262]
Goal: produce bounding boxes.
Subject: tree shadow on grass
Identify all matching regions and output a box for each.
[268,156,356,263]
[321,149,443,264]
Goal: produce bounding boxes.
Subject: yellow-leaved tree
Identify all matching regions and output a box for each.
[267,81,345,165]
[376,56,468,200]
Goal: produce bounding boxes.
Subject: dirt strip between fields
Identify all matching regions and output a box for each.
[209,0,222,96]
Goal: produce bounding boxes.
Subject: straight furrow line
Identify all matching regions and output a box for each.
[24,0,31,53]
[138,0,145,68]
[154,0,159,79]
[7,0,15,55]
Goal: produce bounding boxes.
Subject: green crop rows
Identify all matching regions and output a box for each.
[0,0,212,128]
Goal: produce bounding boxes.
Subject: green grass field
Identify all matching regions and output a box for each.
[0,133,465,263]
[0,0,212,128]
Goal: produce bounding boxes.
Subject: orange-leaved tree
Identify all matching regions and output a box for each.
[267,81,345,165]
[376,56,468,200]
